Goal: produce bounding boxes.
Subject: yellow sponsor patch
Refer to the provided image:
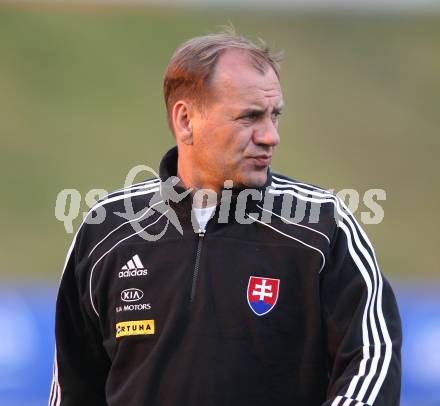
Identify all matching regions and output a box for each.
[116,320,155,338]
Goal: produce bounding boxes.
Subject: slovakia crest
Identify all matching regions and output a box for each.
[247,276,280,316]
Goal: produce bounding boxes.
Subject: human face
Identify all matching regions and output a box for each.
[189,50,283,191]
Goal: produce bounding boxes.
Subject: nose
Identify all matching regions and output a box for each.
[253,118,280,148]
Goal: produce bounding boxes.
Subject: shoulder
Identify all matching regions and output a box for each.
[270,172,333,197]
[268,171,338,215]
[74,177,162,254]
[267,171,369,249]
[260,171,341,244]
[87,178,161,219]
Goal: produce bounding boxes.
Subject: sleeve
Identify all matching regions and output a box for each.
[320,207,402,406]
[48,228,110,406]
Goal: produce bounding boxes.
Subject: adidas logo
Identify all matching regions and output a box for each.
[119,254,148,278]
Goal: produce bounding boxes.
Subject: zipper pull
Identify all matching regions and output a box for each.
[198,229,205,237]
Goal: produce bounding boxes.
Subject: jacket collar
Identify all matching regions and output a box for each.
[158,146,272,221]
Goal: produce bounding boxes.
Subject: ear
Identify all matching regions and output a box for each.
[172,100,193,145]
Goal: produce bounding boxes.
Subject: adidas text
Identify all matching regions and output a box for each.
[119,269,148,278]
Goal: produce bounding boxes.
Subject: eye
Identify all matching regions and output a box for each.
[271,111,282,123]
[245,112,260,120]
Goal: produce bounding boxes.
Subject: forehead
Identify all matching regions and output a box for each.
[210,49,282,107]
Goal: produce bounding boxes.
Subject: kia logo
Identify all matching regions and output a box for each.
[121,288,144,302]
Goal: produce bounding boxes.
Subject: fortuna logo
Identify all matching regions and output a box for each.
[119,254,148,278]
[116,320,155,338]
[247,276,280,316]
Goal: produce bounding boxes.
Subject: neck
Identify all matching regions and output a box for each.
[177,163,220,209]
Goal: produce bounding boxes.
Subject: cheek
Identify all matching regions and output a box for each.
[197,122,251,167]
[232,128,254,156]
[222,124,251,148]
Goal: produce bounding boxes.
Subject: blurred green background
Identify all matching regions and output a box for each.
[0,4,439,283]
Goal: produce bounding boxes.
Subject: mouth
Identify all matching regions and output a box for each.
[249,155,272,167]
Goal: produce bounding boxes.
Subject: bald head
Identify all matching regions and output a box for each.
[163,30,283,134]
[209,49,283,112]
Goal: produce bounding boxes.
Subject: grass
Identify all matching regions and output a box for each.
[0,5,439,280]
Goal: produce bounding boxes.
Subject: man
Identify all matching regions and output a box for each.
[49,30,402,406]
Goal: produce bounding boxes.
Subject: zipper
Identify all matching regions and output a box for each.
[190,228,205,302]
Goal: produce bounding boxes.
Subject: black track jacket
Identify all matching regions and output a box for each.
[49,146,402,406]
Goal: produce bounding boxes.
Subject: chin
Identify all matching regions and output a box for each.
[240,172,268,189]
